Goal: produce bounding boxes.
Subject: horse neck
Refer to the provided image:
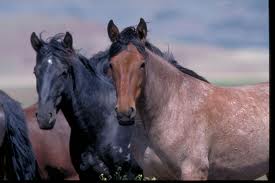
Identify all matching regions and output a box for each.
[60,58,91,130]
[60,58,117,140]
[138,49,205,129]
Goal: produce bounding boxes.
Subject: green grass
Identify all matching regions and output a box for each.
[98,166,156,181]
[211,79,268,86]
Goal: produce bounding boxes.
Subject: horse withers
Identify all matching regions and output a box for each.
[107,18,269,180]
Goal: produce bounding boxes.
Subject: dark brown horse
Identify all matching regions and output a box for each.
[24,103,79,180]
[107,19,269,180]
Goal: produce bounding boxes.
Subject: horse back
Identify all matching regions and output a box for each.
[204,82,269,179]
[206,82,269,129]
[219,82,269,107]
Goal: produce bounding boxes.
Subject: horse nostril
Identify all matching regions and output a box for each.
[35,112,38,118]
[117,112,123,118]
[115,106,118,112]
[49,112,53,118]
[128,107,135,116]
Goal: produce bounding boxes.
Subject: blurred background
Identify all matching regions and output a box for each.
[0,0,269,108]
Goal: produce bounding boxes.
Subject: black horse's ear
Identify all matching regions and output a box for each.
[63,32,73,49]
[30,32,42,52]
[107,20,120,42]
[137,18,147,41]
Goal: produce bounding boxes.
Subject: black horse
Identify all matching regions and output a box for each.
[30,32,142,180]
[0,90,40,180]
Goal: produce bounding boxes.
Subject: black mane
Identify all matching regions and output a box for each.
[38,33,105,77]
[0,90,40,180]
[37,33,79,65]
[109,26,209,83]
[109,27,147,59]
[89,49,110,77]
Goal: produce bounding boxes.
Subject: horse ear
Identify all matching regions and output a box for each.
[63,32,73,49]
[137,18,147,41]
[107,20,120,42]
[30,32,42,52]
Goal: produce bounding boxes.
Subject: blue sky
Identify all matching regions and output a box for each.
[0,0,269,49]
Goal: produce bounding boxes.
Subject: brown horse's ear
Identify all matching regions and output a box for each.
[63,32,73,49]
[30,32,42,52]
[107,20,120,42]
[137,18,147,41]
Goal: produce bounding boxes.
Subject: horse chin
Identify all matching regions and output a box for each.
[118,119,135,126]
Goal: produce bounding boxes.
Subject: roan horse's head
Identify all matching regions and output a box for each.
[30,32,74,129]
[107,18,148,126]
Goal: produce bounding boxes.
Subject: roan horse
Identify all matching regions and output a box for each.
[24,103,79,180]
[30,32,142,180]
[0,90,40,180]
[107,18,269,180]
[105,18,209,180]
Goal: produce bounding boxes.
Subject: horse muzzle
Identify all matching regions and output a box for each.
[36,112,56,130]
[116,107,136,126]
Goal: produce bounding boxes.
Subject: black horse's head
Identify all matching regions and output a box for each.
[30,32,74,129]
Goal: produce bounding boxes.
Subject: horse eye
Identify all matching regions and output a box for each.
[140,62,145,69]
[109,63,113,69]
[62,71,68,77]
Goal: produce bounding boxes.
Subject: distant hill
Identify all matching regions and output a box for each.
[0,11,269,89]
